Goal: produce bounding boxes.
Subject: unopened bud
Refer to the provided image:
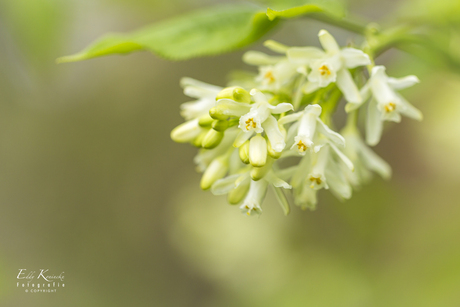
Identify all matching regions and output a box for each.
[227,181,250,204]
[268,139,282,159]
[216,87,251,103]
[198,114,214,127]
[249,135,267,167]
[239,140,250,164]
[251,157,274,181]
[202,129,224,149]
[171,119,201,143]
[200,156,228,190]
[211,120,229,132]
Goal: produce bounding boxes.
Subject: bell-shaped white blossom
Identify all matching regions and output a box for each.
[211,168,291,216]
[278,104,345,155]
[287,29,371,103]
[179,78,222,120]
[347,66,422,145]
[340,125,392,187]
[217,89,292,152]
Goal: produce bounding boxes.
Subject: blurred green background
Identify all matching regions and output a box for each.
[0,0,459,306]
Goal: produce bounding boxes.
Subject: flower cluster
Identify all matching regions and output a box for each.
[171,29,421,216]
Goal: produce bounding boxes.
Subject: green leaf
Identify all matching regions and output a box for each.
[266,0,345,21]
[57,4,278,63]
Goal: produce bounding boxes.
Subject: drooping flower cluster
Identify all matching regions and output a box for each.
[170,29,422,216]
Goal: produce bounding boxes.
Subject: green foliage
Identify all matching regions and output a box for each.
[57,4,278,63]
[266,0,345,21]
[58,1,346,63]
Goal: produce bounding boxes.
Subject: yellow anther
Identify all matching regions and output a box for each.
[297,140,308,152]
[319,65,331,76]
[384,102,396,113]
[245,118,257,130]
[309,176,322,185]
[264,71,275,83]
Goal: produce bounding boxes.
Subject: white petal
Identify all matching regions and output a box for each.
[370,66,397,105]
[262,116,285,152]
[318,29,340,53]
[265,171,292,189]
[316,118,345,147]
[366,99,383,146]
[278,112,303,125]
[264,40,290,54]
[272,186,290,216]
[233,130,255,148]
[269,102,294,114]
[211,174,241,195]
[242,51,284,66]
[287,47,325,64]
[340,48,371,68]
[336,69,362,104]
[180,77,222,92]
[328,142,354,171]
[303,81,320,94]
[291,153,311,188]
[250,89,268,104]
[387,75,420,90]
[396,94,423,121]
[357,142,392,180]
[325,162,352,199]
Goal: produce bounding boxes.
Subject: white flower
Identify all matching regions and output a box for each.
[347,66,422,145]
[179,77,222,120]
[287,29,371,103]
[289,143,353,209]
[211,168,292,216]
[278,104,345,155]
[217,89,293,153]
[243,45,298,92]
[340,125,392,187]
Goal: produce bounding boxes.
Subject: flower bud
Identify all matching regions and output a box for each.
[198,114,214,127]
[211,120,229,131]
[202,129,224,149]
[267,139,282,159]
[239,140,250,164]
[170,119,201,143]
[216,87,251,103]
[251,157,274,181]
[249,135,267,167]
[191,129,208,148]
[200,156,228,190]
[227,181,250,204]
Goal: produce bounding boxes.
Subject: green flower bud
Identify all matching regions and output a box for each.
[191,129,209,148]
[249,134,267,167]
[251,158,274,181]
[267,139,282,159]
[239,140,250,164]
[170,119,201,143]
[198,114,214,127]
[202,129,224,149]
[227,181,250,204]
[216,87,251,103]
[200,156,228,190]
[211,120,229,132]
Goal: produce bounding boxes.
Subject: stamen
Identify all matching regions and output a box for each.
[319,65,331,76]
[384,102,396,113]
[309,176,322,185]
[297,140,308,152]
[264,71,275,83]
[245,118,257,130]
